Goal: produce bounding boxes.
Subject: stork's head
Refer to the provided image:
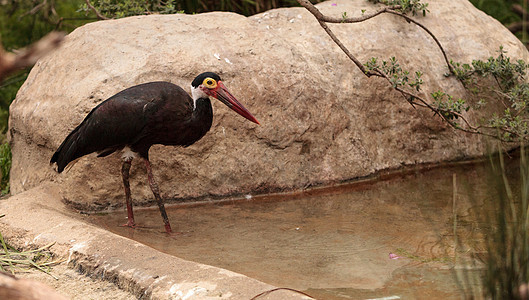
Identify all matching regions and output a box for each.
[191,72,260,125]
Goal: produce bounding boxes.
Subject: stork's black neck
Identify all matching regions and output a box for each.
[189,97,213,143]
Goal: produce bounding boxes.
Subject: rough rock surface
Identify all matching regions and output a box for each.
[9,0,528,210]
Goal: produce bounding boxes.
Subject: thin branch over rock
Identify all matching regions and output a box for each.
[296,0,451,72]
[295,0,503,139]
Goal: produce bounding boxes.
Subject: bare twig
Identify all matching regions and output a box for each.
[17,0,87,30]
[296,0,383,75]
[20,0,48,17]
[296,0,452,72]
[85,0,110,20]
[298,0,401,23]
[384,10,453,73]
[0,32,65,81]
[316,18,375,75]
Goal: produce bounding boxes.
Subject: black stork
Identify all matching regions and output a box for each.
[50,72,259,233]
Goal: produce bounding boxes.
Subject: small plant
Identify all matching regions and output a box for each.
[367,0,429,16]
[341,11,348,22]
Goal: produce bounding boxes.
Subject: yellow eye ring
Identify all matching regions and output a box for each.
[202,77,217,89]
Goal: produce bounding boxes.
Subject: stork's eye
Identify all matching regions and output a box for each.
[202,77,217,89]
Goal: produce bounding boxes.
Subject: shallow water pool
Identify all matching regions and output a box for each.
[90,157,515,299]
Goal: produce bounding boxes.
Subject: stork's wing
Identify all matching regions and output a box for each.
[51,82,193,172]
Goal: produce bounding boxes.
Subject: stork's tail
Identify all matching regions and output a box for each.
[50,130,81,173]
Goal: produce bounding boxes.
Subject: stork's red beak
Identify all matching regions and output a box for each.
[208,81,260,125]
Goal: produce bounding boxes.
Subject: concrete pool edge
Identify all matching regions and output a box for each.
[0,183,310,299]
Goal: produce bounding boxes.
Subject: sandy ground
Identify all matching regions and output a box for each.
[15,263,136,300]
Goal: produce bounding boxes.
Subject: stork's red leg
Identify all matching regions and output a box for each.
[144,159,173,233]
[121,158,136,228]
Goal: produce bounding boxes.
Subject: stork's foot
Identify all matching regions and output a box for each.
[164,223,186,238]
[164,223,172,234]
[120,220,136,228]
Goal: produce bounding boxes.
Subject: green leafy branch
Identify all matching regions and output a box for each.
[364,56,479,134]
[297,0,529,142]
[365,46,529,142]
[450,46,528,90]
[431,91,469,122]
[449,47,529,141]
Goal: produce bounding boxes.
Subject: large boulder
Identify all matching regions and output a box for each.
[9,0,527,210]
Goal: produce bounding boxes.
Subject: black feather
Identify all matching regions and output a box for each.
[51,81,213,172]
